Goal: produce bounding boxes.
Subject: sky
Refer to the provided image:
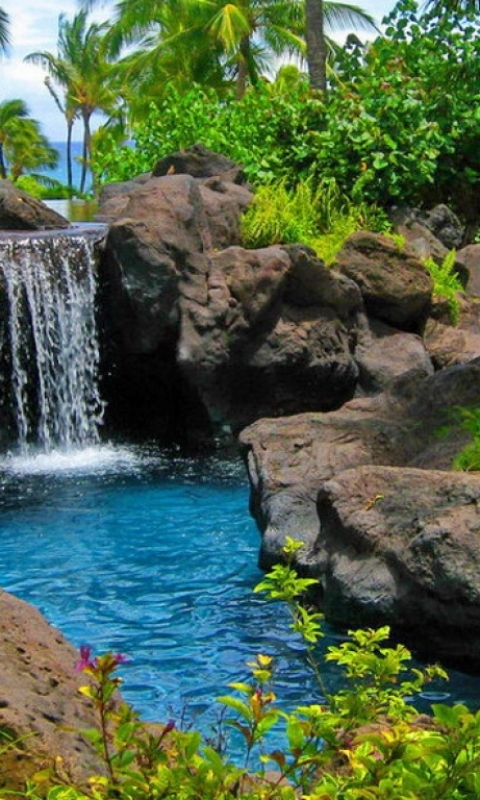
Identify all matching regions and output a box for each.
[1,0,397,142]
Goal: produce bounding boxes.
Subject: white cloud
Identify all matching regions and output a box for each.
[1,0,110,140]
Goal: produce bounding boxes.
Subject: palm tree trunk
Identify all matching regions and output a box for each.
[66,120,73,190]
[0,142,6,179]
[80,110,91,194]
[235,36,253,100]
[305,0,327,93]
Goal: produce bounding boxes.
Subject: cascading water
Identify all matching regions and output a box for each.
[0,232,105,454]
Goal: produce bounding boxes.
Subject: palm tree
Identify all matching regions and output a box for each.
[0,99,57,181]
[83,0,377,97]
[25,15,81,189]
[0,100,28,178]
[26,11,118,193]
[6,119,58,182]
[0,5,10,55]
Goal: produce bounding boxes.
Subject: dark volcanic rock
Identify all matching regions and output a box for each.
[457,244,480,296]
[152,142,245,184]
[317,465,480,666]
[354,318,434,395]
[335,231,433,331]
[0,180,69,230]
[240,359,480,666]
[177,244,363,431]
[97,169,369,439]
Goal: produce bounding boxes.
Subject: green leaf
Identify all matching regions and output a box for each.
[217,696,253,722]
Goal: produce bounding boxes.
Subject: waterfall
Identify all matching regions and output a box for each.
[0,232,105,453]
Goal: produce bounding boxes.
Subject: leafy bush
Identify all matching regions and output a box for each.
[22,538,480,800]
[91,84,325,187]
[15,175,80,200]
[91,0,480,228]
[308,0,480,221]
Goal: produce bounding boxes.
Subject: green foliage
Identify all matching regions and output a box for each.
[90,0,480,224]
[240,178,390,263]
[91,83,326,187]
[313,0,480,219]
[451,407,480,471]
[17,539,480,800]
[423,250,464,325]
[15,175,77,200]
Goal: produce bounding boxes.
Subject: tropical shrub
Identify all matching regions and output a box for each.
[91,0,480,230]
[91,84,325,187]
[311,0,480,221]
[20,538,480,800]
[15,175,78,200]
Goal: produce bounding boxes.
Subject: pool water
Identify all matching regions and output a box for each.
[0,446,328,737]
[0,443,478,755]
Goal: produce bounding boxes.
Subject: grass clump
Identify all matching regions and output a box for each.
[423,249,464,325]
[241,178,390,264]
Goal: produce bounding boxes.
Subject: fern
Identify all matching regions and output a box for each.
[241,178,390,262]
[424,250,463,325]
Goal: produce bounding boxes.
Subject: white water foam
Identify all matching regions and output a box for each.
[2,444,140,476]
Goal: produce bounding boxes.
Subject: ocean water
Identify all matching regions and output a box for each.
[37,140,92,191]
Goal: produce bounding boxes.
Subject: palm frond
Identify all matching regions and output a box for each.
[323,1,379,32]
[207,4,252,52]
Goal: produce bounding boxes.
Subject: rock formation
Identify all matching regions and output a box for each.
[95,147,480,447]
[239,358,480,666]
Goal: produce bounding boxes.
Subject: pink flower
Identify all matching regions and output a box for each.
[75,645,97,673]
[112,652,129,666]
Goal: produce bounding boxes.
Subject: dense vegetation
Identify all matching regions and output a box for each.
[2,0,480,224]
[89,0,480,232]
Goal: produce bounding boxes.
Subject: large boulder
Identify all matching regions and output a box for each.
[456,244,480,296]
[334,231,433,331]
[97,167,372,439]
[0,181,69,230]
[97,170,253,442]
[424,295,480,369]
[152,142,245,184]
[354,318,434,395]
[0,590,102,792]
[318,466,480,666]
[177,244,363,430]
